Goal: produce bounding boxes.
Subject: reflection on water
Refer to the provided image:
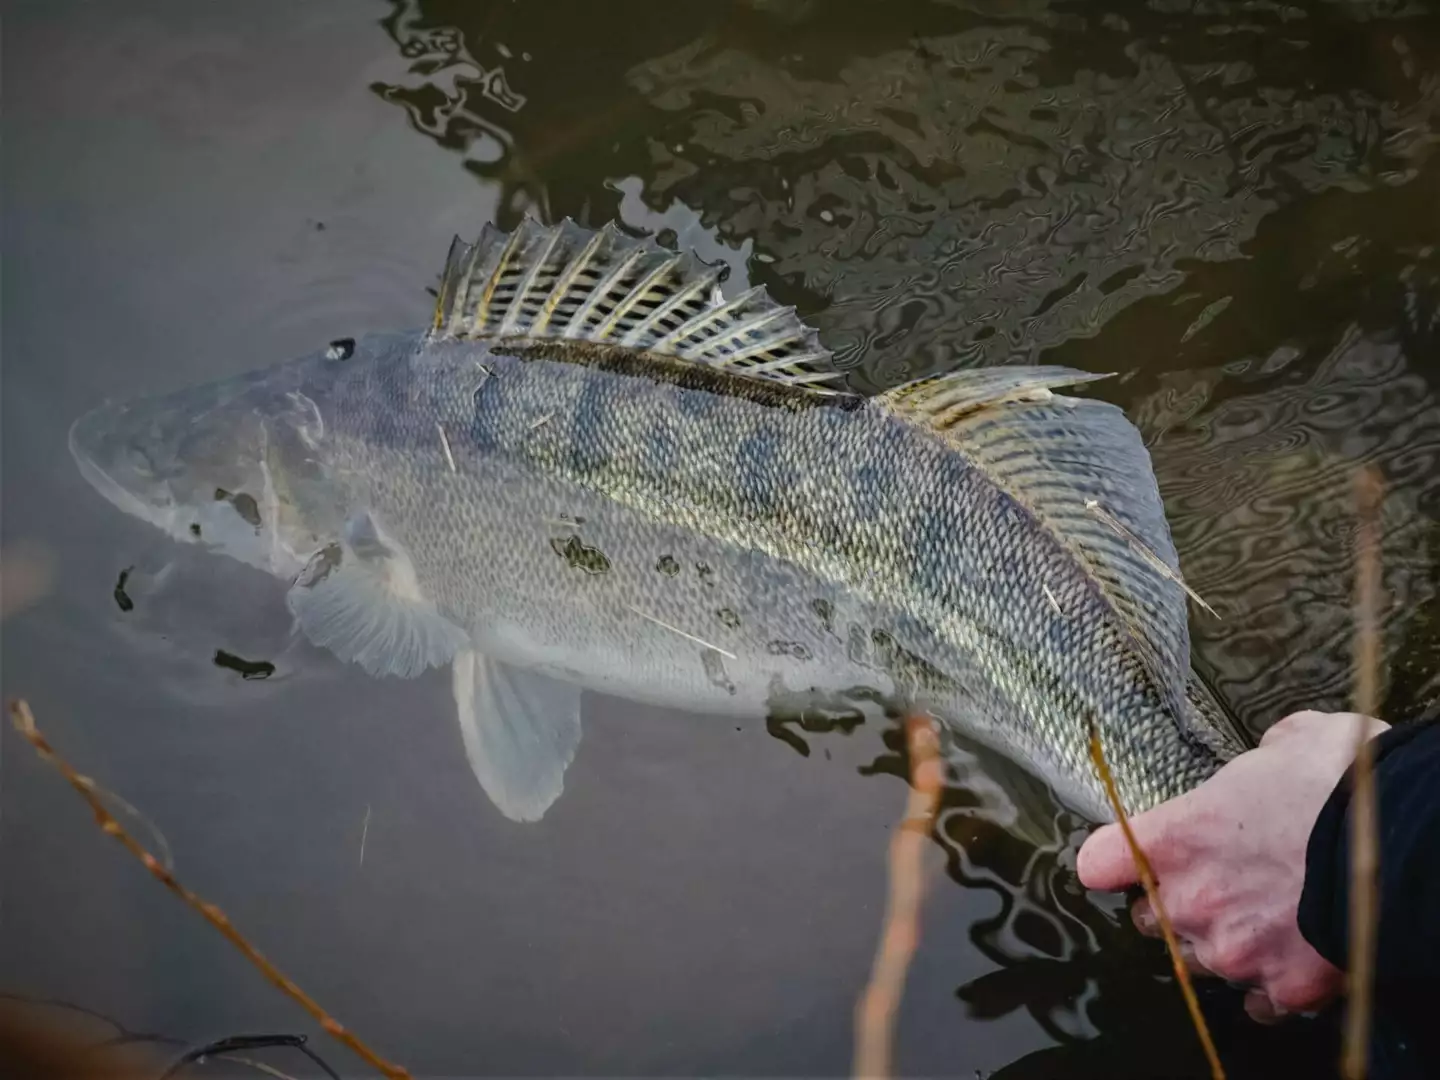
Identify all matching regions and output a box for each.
[1146,326,1440,733]
[4,0,1438,1075]
[373,0,1440,738]
[371,0,1439,1073]
[377,0,1440,381]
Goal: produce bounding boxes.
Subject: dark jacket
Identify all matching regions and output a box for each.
[1299,718,1440,1080]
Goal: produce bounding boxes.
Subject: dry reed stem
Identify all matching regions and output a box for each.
[1087,726,1225,1080]
[1344,467,1384,1080]
[7,699,412,1080]
[854,714,944,1079]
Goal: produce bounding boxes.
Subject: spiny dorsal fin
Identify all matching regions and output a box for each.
[431,218,842,390]
[880,366,1199,725]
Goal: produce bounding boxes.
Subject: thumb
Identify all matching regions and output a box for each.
[1076,794,1191,891]
[1076,822,1141,891]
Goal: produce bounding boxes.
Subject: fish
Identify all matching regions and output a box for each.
[69,218,1248,824]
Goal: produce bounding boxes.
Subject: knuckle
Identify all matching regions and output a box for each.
[1210,934,1259,978]
[1261,711,1316,743]
[1182,876,1230,919]
[1145,812,1202,864]
[1267,975,1326,1013]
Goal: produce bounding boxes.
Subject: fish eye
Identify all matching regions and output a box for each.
[326,337,355,361]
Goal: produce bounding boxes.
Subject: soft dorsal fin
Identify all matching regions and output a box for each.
[880,366,1200,724]
[430,218,843,390]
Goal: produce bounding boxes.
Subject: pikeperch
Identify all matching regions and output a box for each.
[69,219,1246,823]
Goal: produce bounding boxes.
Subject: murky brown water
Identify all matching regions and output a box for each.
[4,1,1438,1076]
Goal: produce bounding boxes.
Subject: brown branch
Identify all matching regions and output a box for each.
[1344,467,1384,1080]
[854,714,944,1079]
[1088,726,1225,1080]
[7,699,412,1080]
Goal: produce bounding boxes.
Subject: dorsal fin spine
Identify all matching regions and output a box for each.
[782,366,846,385]
[702,307,798,363]
[596,253,684,339]
[433,236,471,331]
[499,226,565,337]
[655,287,763,352]
[474,226,528,334]
[532,225,606,335]
[620,270,720,347]
[449,234,489,335]
[748,349,831,375]
[431,218,842,392]
[563,243,648,338]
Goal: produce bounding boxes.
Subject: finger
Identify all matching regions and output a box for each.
[1177,940,1215,977]
[1130,898,1216,976]
[1265,965,1344,1015]
[1130,895,1202,945]
[1131,896,1159,937]
[1076,824,1140,890]
[1244,988,1288,1025]
[1076,798,1194,891]
[1260,711,1323,746]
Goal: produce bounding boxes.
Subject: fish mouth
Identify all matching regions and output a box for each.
[68,402,179,531]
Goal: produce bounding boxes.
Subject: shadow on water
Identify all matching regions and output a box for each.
[2,0,1438,1076]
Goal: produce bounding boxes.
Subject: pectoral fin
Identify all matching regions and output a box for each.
[286,513,468,678]
[451,649,583,823]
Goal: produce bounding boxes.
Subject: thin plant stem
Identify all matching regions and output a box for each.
[7,699,412,1080]
[1344,467,1384,1080]
[1088,725,1225,1080]
[854,714,944,1079]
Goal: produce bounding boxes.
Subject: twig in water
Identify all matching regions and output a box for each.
[7,700,413,1080]
[529,411,555,431]
[157,1034,338,1080]
[854,714,944,1079]
[1042,582,1064,617]
[621,603,737,660]
[94,785,175,872]
[1344,467,1384,1080]
[1084,499,1219,618]
[1088,723,1225,1080]
[359,803,372,868]
[436,422,456,474]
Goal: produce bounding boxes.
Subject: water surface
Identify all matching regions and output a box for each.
[4,1,1438,1076]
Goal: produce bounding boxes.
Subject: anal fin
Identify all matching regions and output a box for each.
[452,650,583,823]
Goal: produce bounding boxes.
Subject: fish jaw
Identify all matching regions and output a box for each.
[66,339,398,578]
[69,399,187,536]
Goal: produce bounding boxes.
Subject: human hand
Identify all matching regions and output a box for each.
[1077,710,1388,1022]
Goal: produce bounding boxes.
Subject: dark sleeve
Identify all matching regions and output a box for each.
[1298,717,1440,981]
[1298,718,1440,1080]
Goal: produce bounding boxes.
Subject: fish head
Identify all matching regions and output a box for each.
[69,348,354,577]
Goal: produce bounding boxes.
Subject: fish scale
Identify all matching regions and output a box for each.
[68,218,1246,825]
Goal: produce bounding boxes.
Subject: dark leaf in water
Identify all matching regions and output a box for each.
[212,649,275,680]
[112,567,134,613]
